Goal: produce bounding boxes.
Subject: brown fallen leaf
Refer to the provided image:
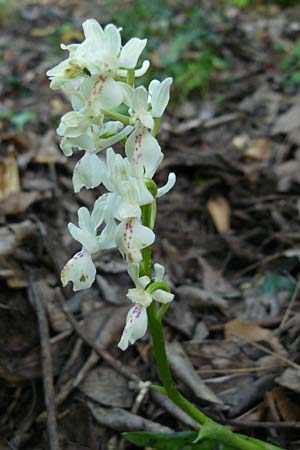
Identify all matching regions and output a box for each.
[0,191,38,215]
[0,148,20,198]
[207,196,231,233]
[243,138,272,161]
[266,387,300,422]
[224,320,282,353]
[33,130,65,164]
[0,220,36,256]
[79,366,134,408]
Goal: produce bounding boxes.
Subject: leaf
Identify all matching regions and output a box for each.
[0,149,20,199]
[207,196,231,233]
[123,431,220,449]
[224,319,282,352]
[10,111,35,132]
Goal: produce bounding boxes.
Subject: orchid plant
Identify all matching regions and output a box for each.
[48,20,285,450]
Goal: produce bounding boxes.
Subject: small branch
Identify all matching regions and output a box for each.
[28,283,60,450]
[230,332,300,371]
[101,109,131,125]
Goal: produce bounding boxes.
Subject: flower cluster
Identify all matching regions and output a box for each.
[48,19,175,350]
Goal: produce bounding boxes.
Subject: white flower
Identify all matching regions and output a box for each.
[149,78,172,118]
[118,262,174,350]
[73,152,106,192]
[127,263,152,306]
[47,19,148,103]
[151,263,174,304]
[103,148,153,218]
[121,77,172,128]
[116,178,152,220]
[61,250,96,291]
[115,218,155,263]
[125,127,163,178]
[118,304,148,350]
[68,205,116,254]
[57,111,92,138]
[59,122,133,157]
[122,85,154,129]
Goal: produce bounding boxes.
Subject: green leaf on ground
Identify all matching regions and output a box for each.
[123,430,228,449]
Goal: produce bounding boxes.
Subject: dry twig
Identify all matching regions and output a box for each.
[28,283,60,450]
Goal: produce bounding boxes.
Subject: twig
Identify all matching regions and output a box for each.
[28,283,60,450]
[196,364,283,375]
[131,381,151,415]
[223,419,300,430]
[234,253,283,278]
[279,276,300,329]
[230,332,300,370]
[56,289,140,384]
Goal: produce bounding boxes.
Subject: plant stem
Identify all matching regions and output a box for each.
[140,201,285,450]
[101,109,131,125]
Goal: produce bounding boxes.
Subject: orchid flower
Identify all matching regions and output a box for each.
[115,218,155,263]
[61,250,96,291]
[47,19,149,110]
[48,19,176,351]
[60,120,132,165]
[68,204,116,254]
[118,263,174,350]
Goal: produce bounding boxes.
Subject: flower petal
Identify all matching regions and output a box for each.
[118,305,148,350]
[152,289,174,304]
[104,24,121,56]
[133,86,148,115]
[57,111,91,138]
[61,250,96,291]
[98,77,124,110]
[68,222,99,253]
[127,288,152,306]
[115,219,155,263]
[78,206,93,232]
[82,19,104,45]
[149,77,172,117]
[119,38,147,69]
[98,125,133,150]
[72,153,106,193]
[157,172,176,198]
[125,129,163,178]
[154,263,165,281]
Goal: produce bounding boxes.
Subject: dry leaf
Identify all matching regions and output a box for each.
[224,319,282,352]
[33,130,65,164]
[0,148,20,199]
[276,368,300,395]
[243,138,272,161]
[79,366,134,408]
[272,103,300,135]
[0,191,38,215]
[207,196,231,233]
[266,387,300,422]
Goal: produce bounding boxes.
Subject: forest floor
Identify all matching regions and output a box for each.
[1,1,300,449]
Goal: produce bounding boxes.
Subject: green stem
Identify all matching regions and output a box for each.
[140,202,285,450]
[101,109,131,125]
[151,117,160,137]
[126,68,135,87]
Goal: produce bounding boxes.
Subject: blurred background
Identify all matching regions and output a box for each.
[1,1,300,449]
